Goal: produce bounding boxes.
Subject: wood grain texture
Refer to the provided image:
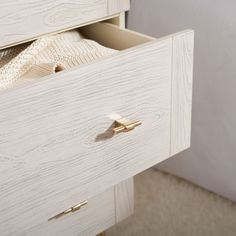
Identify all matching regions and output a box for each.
[23,179,133,236]
[115,178,134,223]
[108,0,130,15]
[0,0,130,49]
[170,30,194,156]
[24,187,115,236]
[0,24,173,236]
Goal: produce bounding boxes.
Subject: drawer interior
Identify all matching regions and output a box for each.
[79,22,154,50]
[0,22,155,92]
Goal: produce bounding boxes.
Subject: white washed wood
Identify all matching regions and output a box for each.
[81,23,194,156]
[23,179,133,236]
[0,26,173,235]
[108,0,130,15]
[0,0,130,49]
[170,31,194,156]
[23,187,115,236]
[114,178,134,222]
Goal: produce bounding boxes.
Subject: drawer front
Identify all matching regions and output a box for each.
[23,178,133,236]
[26,187,116,236]
[0,0,130,49]
[0,24,193,235]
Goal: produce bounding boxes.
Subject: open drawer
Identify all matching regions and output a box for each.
[0,22,193,235]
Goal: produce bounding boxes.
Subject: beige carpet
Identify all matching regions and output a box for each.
[107,168,236,236]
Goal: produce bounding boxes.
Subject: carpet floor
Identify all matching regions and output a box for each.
[107,168,236,236]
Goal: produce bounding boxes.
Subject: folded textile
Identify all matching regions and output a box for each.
[0,30,117,91]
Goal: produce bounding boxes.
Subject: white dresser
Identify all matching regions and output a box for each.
[0,1,194,235]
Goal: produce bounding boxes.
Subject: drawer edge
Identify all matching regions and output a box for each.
[170,30,194,156]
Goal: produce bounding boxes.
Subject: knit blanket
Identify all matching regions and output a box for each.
[0,30,117,91]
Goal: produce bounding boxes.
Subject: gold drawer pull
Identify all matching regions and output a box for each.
[48,200,88,221]
[113,118,142,134]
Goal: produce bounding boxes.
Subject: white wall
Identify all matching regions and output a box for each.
[127,0,236,201]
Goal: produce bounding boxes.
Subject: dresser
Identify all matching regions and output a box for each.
[0,1,194,235]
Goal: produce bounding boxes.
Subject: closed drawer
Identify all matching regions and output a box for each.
[0,0,130,49]
[23,178,133,236]
[0,23,194,235]
[26,187,115,236]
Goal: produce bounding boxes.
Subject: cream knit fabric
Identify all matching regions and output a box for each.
[0,30,117,91]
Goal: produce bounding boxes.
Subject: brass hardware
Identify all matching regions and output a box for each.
[48,200,88,221]
[113,118,142,134]
[97,232,106,236]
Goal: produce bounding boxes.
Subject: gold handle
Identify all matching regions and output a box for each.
[113,118,142,134]
[48,200,88,221]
